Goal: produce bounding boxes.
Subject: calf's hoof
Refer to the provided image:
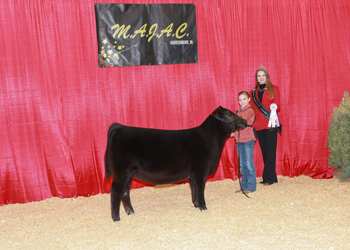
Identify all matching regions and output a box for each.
[198,203,207,211]
[126,209,135,215]
[112,214,121,222]
[112,216,120,222]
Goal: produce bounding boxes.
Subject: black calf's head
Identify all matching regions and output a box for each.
[212,106,247,132]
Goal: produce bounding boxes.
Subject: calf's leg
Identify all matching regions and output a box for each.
[195,178,207,211]
[121,178,134,215]
[110,180,123,221]
[189,174,208,211]
[188,177,198,207]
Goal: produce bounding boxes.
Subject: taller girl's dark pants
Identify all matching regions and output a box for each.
[256,129,278,184]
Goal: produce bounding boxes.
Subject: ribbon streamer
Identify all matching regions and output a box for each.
[268,103,280,128]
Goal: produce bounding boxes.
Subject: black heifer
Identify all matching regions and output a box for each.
[104,106,247,221]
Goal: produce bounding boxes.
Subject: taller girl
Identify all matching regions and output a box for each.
[251,66,281,186]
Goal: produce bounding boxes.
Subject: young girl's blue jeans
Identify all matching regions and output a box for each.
[237,140,256,192]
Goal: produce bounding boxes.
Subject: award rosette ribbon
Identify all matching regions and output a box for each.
[268,103,280,128]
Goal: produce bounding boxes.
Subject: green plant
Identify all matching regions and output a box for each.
[327,91,350,179]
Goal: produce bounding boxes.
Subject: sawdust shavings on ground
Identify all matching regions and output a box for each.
[1,175,350,250]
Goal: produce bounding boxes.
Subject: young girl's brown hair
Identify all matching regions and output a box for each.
[238,91,250,99]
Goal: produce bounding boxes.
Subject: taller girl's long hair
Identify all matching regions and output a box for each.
[255,66,275,100]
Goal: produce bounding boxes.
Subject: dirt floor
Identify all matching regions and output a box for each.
[1,175,350,250]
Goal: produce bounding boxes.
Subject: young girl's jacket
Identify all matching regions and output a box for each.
[232,104,256,143]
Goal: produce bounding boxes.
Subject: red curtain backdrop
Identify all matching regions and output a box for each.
[1,0,349,205]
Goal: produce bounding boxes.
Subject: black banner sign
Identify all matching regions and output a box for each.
[94,4,198,67]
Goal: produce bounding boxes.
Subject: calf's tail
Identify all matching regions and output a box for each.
[105,124,117,180]
[105,151,111,180]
